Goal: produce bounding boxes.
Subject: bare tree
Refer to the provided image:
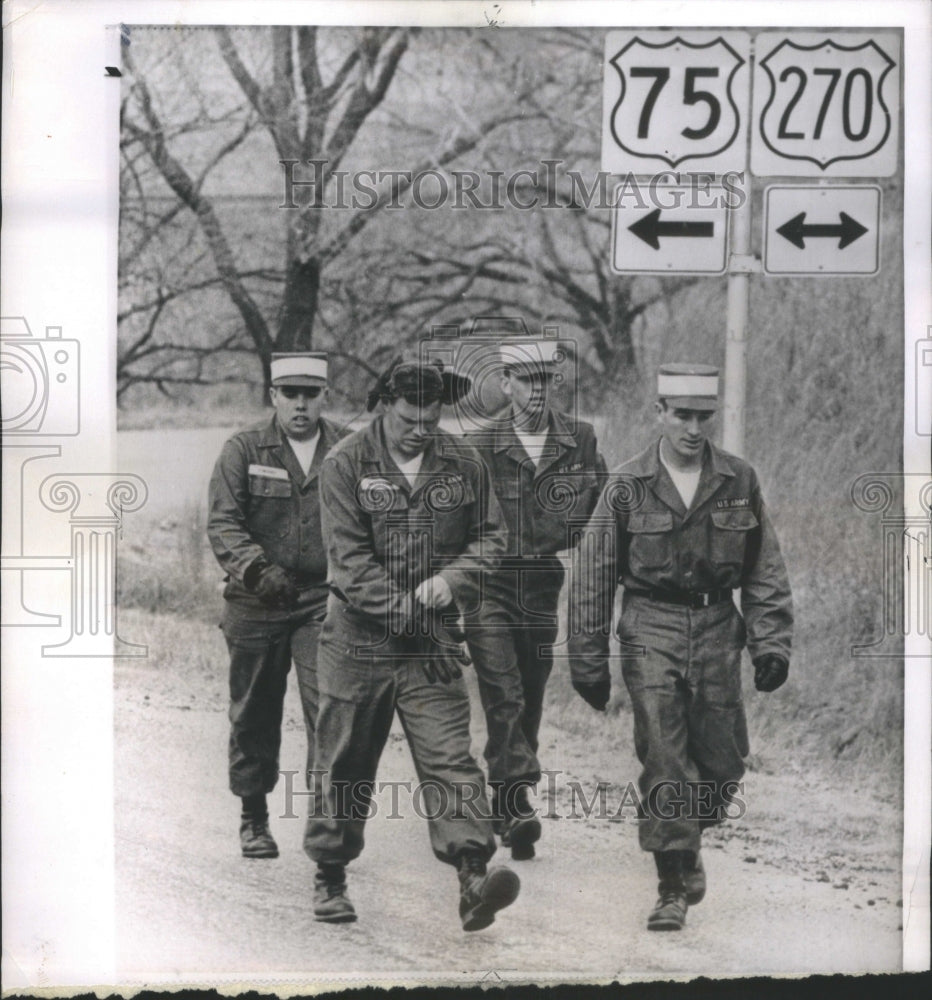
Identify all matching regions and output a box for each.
[119,26,533,393]
[309,26,699,399]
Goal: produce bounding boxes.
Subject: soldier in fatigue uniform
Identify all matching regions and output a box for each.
[207,353,347,859]
[303,356,521,930]
[465,341,606,859]
[569,363,793,931]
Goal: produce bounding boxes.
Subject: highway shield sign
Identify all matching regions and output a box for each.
[752,31,900,177]
[603,31,750,175]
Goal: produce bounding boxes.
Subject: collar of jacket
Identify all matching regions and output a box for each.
[623,439,737,517]
[255,415,340,483]
[492,408,577,454]
[354,414,465,489]
[624,439,736,479]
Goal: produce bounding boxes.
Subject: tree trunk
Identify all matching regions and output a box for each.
[277,257,321,355]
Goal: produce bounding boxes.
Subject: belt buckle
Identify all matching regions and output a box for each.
[697,592,712,608]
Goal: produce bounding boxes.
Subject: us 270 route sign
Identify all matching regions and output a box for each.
[602,31,751,175]
[751,32,901,177]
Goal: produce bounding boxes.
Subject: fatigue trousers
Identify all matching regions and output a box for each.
[221,587,327,798]
[476,557,565,757]
[618,593,749,854]
[463,602,541,799]
[303,597,497,868]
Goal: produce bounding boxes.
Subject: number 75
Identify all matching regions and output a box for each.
[629,66,723,140]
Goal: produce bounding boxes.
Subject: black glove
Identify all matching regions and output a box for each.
[254,564,299,609]
[753,654,789,692]
[573,678,610,711]
[419,606,470,684]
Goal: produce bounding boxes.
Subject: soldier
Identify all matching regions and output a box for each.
[303,355,521,930]
[465,341,606,859]
[207,352,347,859]
[568,363,793,931]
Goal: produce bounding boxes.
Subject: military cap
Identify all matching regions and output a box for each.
[270,352,328,387]
[656,363,719,411]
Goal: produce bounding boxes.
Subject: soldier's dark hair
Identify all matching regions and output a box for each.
[366,355,470,412]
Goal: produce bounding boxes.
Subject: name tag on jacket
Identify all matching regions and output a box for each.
[248,464,289,480]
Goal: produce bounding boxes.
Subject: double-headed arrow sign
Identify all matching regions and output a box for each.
[628,208,714,250]
[764,186,879,275]
[776,211,868,250]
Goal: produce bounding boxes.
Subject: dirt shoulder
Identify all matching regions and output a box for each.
[114,609,903,987]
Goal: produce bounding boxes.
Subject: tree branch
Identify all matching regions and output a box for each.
[123,46,273,359]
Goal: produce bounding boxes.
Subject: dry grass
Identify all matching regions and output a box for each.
[118,501,225,622]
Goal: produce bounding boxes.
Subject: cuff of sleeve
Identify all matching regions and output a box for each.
[243,557,270,592]
[748,645,791,667]
[753,653,788,668]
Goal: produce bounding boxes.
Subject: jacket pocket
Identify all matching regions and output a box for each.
[430,480,477,551]
[248,474,292,499]
[628,511,674,571]
[535,471,601,519]
[709,509,759,572]
[246,475,293,546]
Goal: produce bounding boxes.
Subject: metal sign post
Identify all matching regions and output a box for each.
[723,181,753,456]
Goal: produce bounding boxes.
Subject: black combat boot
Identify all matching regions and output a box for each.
[499,784,542,861]
[647,851,689,931]
[457,852,521,932]
[682,849,706,904]
[313,863,357,923]
[239,794,278,859]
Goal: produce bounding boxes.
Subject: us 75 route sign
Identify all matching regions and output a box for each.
[602,31,751,175]
[751,32,901,176]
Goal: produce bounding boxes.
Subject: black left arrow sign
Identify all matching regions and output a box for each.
[776,212,868,250]
[628,208,715,250]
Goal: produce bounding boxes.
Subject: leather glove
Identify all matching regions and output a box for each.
[753,654,789,692]
[573,678,610,711]
[419,606,470,684]
[254,564,299,609]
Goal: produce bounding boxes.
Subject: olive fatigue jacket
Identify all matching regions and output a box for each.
[568,439,793,684]
[319,416,507,625]
[466,410,607,558]
[207,416,348,597]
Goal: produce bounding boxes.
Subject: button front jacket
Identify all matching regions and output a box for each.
[569,439,793,683]
[467,409,607,558]
[207,415,348,596]
[319,416,507,624]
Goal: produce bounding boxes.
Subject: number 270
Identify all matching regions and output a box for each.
[629,66,722,140]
